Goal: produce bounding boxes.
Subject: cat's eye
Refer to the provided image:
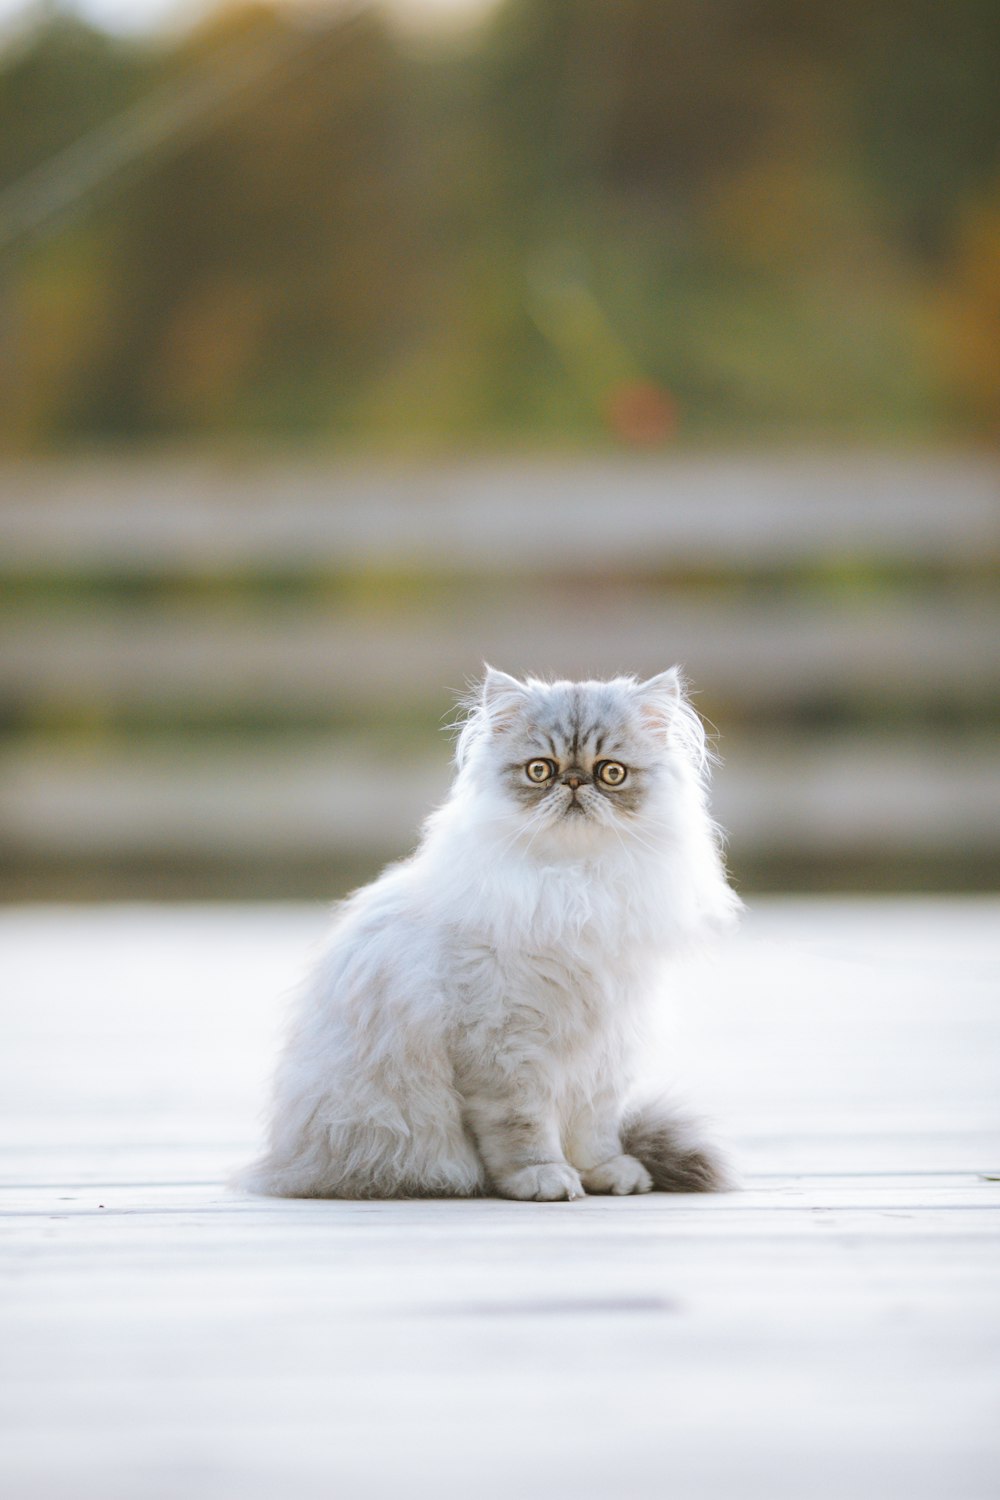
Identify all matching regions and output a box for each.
[596,760,628,787]
[525,759,556,783]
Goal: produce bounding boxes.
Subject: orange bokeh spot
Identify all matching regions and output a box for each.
[604,380,678,446]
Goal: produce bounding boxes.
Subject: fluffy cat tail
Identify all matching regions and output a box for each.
[621,1099,736,1193]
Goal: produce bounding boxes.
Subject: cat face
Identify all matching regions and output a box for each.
[459,667,705,849]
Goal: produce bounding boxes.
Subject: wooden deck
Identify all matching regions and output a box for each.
[2,898,999,1499]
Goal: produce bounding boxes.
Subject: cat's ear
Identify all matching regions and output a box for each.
[637,667,708,768]
[481,665,528,730]
[637,668,684,732]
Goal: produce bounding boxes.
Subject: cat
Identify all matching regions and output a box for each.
[242,667,742,1201]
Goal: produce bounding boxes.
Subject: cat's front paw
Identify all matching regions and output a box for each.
[499,1162,585,1201]
[579,1154,653,1196]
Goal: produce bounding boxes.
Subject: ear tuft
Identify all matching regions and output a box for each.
[637,667,684,732]
[637,666,709,770]
[481,665,528,730]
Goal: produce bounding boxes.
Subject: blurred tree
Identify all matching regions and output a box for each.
[849,0,1000,260]
[54,3,413,436]
[0,12,151,444]
[934,177,1000,433]
[0,10,150,186]
[0,0,995,447]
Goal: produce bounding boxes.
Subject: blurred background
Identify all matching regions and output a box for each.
[0,0,997,900]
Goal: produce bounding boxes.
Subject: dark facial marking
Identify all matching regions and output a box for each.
[593,767,647,815]
[552,721,572,755]
[501,688,656,821]
[506,756,565,809]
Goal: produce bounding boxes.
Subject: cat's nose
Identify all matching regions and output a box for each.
[562,771,586,790]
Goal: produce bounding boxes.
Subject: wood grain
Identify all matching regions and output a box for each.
[1,900,998,1500]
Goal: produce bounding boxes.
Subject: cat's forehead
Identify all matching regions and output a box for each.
[519,679,636,747]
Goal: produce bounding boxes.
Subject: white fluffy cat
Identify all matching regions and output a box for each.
[243,667,741,1201]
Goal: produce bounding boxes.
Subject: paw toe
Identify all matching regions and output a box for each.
[580,1154,653,1196]
[501,1163,585,1201]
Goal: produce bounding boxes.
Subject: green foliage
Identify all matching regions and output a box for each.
[0,0,996,447]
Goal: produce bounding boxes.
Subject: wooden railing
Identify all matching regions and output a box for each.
[1,453,997,898]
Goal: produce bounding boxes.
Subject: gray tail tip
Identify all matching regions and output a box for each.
[621,1103,737,1193]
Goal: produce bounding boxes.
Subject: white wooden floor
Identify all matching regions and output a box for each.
[2,899,999,1500]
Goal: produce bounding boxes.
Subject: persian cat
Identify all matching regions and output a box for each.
[243,668,741,1201]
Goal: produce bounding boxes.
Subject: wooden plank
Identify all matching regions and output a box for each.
[1,454,997,572]
[1,740,999,859]
[4,597,998,709]
[0,901,998,1500]
[1,1195,998,1500]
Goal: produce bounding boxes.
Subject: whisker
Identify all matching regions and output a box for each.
[492,798,553,858]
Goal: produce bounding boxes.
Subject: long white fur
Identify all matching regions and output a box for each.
[242,668,741,1200]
